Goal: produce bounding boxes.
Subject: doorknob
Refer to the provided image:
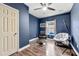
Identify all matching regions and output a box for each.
[14,33,17,36]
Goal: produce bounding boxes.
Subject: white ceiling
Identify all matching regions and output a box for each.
[25,3,73,18]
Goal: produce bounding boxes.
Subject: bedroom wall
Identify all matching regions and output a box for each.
[71,3,79,52]
[39,13,71,34]
[5,3,29,48]
[29,14,39,39]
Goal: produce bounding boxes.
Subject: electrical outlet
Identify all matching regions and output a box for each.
[77,45,79,48]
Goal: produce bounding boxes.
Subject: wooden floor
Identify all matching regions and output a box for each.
[46,39,76,56]
[11,39,76,56]
[12,43,46,56]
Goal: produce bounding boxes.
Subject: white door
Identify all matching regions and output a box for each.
[0,4,19,56]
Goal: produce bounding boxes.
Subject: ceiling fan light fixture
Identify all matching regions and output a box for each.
[42,7,47,11]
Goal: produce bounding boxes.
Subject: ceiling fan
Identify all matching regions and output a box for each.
[34,3,55,11]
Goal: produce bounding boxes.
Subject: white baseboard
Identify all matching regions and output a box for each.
[18,37,38,52]
[18,44,30,51]
[29,37,38,43]
[70,43,79,56]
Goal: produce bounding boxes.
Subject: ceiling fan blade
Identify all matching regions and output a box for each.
[40,3,46,6]
[48,7,55,11]
[48,3,52,6]
[40,3,44,6]
[34,8,42,10]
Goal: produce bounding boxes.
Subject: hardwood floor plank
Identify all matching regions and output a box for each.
[21,50,33,56]
[24,49,37,56]
[17,51,26,56]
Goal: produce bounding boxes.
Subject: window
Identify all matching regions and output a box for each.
[46,20,56,35]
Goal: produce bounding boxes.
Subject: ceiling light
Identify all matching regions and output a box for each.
[42,7,47,11]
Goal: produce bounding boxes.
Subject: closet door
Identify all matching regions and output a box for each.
[0,4,19,56]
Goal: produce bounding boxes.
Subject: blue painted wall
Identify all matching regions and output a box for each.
[5,3,29,48]
[71,3,79,52]
[39,13,71,34]
[29,14,39,39]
